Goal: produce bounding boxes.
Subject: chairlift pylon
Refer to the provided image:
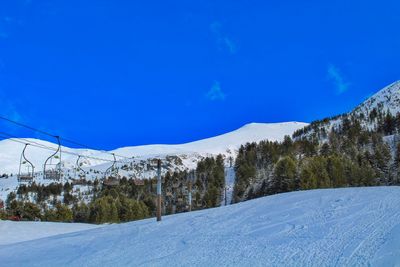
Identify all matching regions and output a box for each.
[18,144,35,183]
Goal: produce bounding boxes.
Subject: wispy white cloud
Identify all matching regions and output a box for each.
[327,64,350,94]
[206,81,226,101]
[210,21,237,54]
[223,37,237,54]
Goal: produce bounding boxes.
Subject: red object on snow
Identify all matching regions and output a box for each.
[9,215,21,221]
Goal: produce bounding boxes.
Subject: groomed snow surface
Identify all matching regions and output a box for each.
[0,221,100,246]
[1,187,400,266]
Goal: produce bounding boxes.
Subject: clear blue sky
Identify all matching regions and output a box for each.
[0,0,399,149]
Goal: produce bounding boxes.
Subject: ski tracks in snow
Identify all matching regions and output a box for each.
[1,187,400,266]
[272,190,400,266]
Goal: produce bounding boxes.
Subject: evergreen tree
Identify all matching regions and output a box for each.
[327,155,346,187]
[233,144,257,202]
[89,196,120,224]
[44,203,73,222]
[300,165,317,190]
[72,202,89,223]
[272,156,297,193]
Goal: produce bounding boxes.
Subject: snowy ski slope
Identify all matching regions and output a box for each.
[0,221,100,245]
[1,187,399,266]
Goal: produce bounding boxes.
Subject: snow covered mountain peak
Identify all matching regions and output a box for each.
[292,80,400,141]
[111,121,308,158]
[240,121,306,129]
[352,80,400,117]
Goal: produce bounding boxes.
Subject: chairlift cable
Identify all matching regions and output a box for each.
[0,115,131,160]
[0,132,116,163]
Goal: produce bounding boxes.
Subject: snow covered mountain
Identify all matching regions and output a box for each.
[0,121,307,200]
[352,80,400,119]
[0,138,110,176]
[1,186,399,266]
[113,122,308,157]
[293,80,400,140]
[0,121,307,176]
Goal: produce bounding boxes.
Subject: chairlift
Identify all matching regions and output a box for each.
[103,153,120,186]
[131,167,145,186]
[18,144,35,183]
[75,155,86,179]
[72,155,86,185]
[43,136,62,180]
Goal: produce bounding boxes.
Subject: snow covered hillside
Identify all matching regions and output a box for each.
[0,121,306,201]
[352,80,400,119]
[0,122,307,174]
[0,121,306,176]
[0,138,112,175]
[1,187,399,266]
[293,80,400,140]
[113,122,308,157]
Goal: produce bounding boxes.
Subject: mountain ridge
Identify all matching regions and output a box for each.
[351,80,400,118]
[293,80,400,140]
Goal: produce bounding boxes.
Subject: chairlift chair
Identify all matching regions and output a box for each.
[43,136,62,180]
[75,155,86,179]
[103,153,120,186]
[18,144,35,183]
[72,155,86,185]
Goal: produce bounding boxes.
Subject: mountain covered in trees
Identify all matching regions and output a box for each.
[233,81,400,203]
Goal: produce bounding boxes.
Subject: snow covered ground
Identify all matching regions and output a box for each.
[0,220,101,245]
[1,187,400,266]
